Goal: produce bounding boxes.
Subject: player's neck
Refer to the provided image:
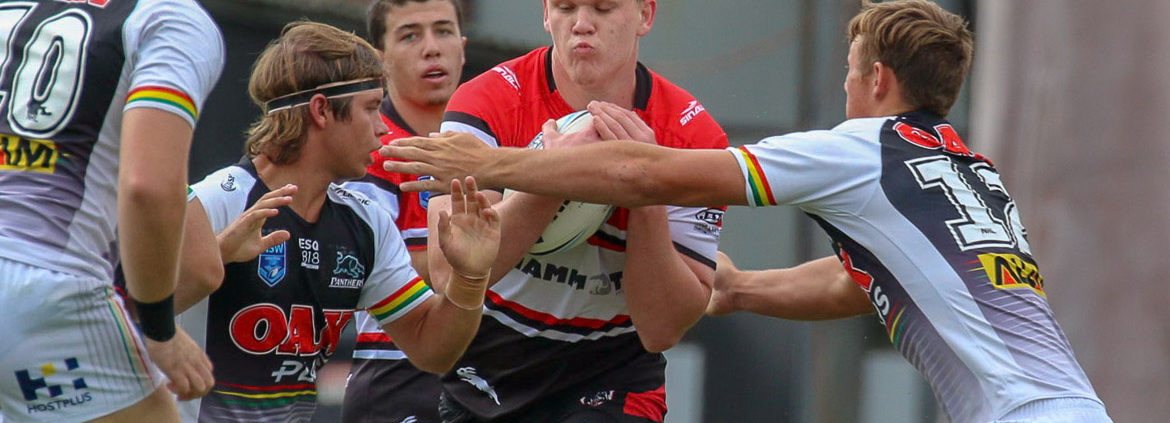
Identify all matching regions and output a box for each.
[390,94,445,135]
[551,56,637,110]
[252,155,330,222]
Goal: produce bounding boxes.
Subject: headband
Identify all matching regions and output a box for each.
[264,77,384,115]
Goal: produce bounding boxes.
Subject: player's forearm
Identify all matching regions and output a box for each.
[623,207,711,352]
[395,275,486,373]
[118,110,194,303]
[174,204,224,313]
[725,257,871,320]
[119,184,186,302]
[488,192,561,282]
[483,142,669,208]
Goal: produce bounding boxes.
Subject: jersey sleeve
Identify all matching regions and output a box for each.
[189,166,254,233]
[649,85,728,268]
[336,186,434,326]
[440,66,520,148]
[728,127,881,212]
[341,177,428,251]
[122,0,225,128]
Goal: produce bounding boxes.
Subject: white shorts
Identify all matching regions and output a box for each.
[997,397,1113,423]
[0,258,164,422]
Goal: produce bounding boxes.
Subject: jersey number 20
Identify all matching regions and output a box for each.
[0,3,91,138]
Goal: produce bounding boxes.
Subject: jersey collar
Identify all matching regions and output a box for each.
[542,47,653,112]
[379,96,419,136]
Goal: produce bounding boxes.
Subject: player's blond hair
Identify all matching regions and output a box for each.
[848,0,973,116]
[245,21,385,164]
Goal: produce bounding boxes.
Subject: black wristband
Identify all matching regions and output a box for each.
[133,295,176,342]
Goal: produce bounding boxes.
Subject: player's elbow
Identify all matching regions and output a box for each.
[408,353,459,374]
[120,174,183,206]
[637,328,684,353]
[190,263,224,296]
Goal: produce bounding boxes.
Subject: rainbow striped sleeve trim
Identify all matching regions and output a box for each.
[733,146,778,206]
[125,86,198,123]
[369,276,432,324]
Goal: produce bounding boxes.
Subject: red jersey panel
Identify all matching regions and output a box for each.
[439,47,728,419]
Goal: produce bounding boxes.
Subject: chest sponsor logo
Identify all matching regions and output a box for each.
[269,357,325,383]
[14,357,94,414]
[974,253,1044,296]
[514,256,623,295]
[258,241,287,286]
[679,100,707,126]
[0,135,60,174]
[298,238,320,269]
[330,250,366,289]
[219,173,237,191]
[456,367,501,405]
[230,304,354,357]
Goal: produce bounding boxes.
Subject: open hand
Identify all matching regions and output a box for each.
[144,327,214,400]
[381,132,492,193]
[218,184,295,263]
[437,177,501,279]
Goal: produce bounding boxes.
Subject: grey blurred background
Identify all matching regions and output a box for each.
[192,0,1167,422]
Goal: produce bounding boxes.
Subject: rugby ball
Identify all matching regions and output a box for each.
[504,111,615,256]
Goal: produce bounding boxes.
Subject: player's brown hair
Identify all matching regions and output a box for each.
[367,0,464,50]
[245,21,385,164]
[848,0,973,116]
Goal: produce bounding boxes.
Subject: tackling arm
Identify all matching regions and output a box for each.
[386,136,751,208]
[708,253,872,320]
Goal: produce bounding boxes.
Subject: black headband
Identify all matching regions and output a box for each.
[264,78,384,115]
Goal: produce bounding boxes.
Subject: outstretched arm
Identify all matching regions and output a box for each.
[384,136,749,208]
[708,252,872,320]
[381,178,501,373]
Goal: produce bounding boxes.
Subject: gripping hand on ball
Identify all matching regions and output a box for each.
[588,100,656,144]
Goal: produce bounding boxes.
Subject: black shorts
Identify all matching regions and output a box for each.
[438,384,666,423]
[342,358,443,423]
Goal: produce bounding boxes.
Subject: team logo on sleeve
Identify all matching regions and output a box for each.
[258,241,288,286]
[220,173,237,191]
[330,250,366,289]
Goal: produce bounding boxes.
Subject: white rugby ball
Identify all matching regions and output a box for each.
[505,110,615,256]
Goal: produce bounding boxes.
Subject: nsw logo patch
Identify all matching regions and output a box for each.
[258,241,287,286]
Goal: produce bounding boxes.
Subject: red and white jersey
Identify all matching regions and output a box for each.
[343,97,430,360]
[438,47,728,418]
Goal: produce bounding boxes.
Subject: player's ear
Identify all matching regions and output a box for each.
[542,0,552,34]
[871,61,895,102]
[637,0,656,36]
[307,93,331,127]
